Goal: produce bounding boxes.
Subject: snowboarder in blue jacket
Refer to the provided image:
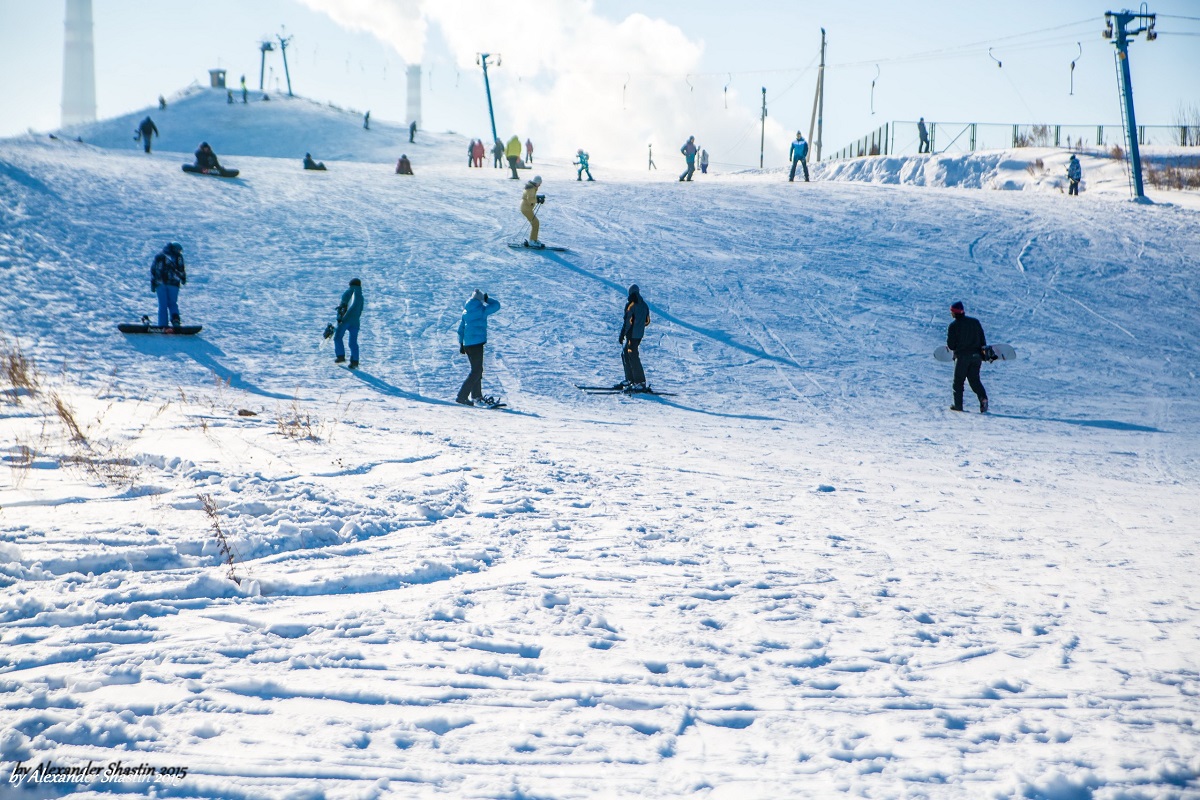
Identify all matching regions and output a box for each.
[788,132,809,182]
[334,278,364,368]
[456,289,502,406]
[150,242,186,328]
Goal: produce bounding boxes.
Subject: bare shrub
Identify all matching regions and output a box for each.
[1146,159,1200,191]
[1109,144,1126,160]
[199,493,241,585]
[2,339,40,404]
[276,395,321,441]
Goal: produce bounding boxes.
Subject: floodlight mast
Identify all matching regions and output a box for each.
[259,40,274,91]
[1104,8,1157,199]
[477,53,501,145]
[278,33,294,97]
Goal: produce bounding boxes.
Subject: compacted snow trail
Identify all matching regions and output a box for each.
[2,90,1199,799]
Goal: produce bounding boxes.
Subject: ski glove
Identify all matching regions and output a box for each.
[460,345,466,355]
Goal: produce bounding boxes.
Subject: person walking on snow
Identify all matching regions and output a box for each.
[521,175,544,247]
[918,117,931,153]
[136,116,158,154]
[526,138,534,164]
[788,132,809,182]
[947,301,988,413]
[150,242,186,328]
[700,148,709,174]
[679,135,698,181]
[492,138,505,169]
[240,75,247,104]
[456,289,502,406]
[574,149,594,181]
[1066,154,1082,196]
[363,111,371,130]
[506,135,523,179]
[409,120,417,143]
[333,278,364,369]
[619,285,652,390]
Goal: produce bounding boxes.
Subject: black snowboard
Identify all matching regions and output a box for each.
[119,323,202,335]
[508,242,569,253]
[182,164,240,178]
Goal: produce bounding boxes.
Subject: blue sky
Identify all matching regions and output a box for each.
[2,0,1197,167]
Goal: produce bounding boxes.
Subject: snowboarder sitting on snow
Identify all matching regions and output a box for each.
[334,278,364,369]
[679,136,698,181]
[574,149,594,181]
[193,142,222,171]
[947,300,988,413]
[303,153,327,171]
[1066,154,1082,196]
[788,132,809,182]
[150,242,186,328]
[521,175,544,247]
[136,116,158,154]
[395,155,414,175]
[619,285,651,391]
[456,289,502,406]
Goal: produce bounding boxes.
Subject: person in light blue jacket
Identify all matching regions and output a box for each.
[1066,154,1082,196]
[788,132,809,182]
[456,289,502,405]
[334,278,364,368]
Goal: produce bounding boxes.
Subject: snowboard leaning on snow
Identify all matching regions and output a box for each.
[934,343,1016,363]
[182,164,240,178]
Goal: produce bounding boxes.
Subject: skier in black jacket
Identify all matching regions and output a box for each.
[619,285,651,390]
[946,301,988,412]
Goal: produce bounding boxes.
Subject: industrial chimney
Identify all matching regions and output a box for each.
[406,65,422,130]
[61,0,97,127]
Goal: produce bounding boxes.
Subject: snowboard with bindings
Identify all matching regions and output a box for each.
[508,242,569,252]
[182,164,240,178]
[119,322,202,335]
[935,343,1016,363]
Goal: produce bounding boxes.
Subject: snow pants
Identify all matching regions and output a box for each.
[953,354,987,409]
[457,344,486,403]
[522,207,539,243]
[156,284,180,327]
[680,158,696,181]
[335,323,360,362]
[789,157,809,182]
[622,338,646,385]
[1068,179,1079,196]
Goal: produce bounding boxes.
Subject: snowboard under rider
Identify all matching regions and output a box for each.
[947,300,988,413]
[619,284,651,390]
[521,175,544,247]
[334,278,364,369]
[150,242,186,328]
[456,289,502,406]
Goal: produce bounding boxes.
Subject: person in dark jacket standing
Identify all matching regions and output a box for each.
[334,278,364,368]
[136,116,158,154]
[918,117,931,153]
[946,300,988,412]
[456,289,502,406]
[409,120,417,143]
[619,285,651,390]
[150,242,186,328]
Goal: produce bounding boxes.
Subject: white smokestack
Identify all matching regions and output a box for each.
[61,0,97,127]
[406,65,421,129]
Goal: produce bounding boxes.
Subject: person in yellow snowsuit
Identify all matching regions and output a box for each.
[520,175,543,247]
[505,135,523,179]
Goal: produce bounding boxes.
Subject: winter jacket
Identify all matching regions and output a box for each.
[946,315,987,357]
[194,146,220,170]
[151,249,186,290]
[621,290,650,340]
[337,284,364,326]
[521,181,540,213]
[681,139,697,160]
[700,149,709,165]
[790,138,809,161]
[1067,157,1081,181]
[574,152,590,168]
[506,136,523,158]
[138,117,158,138]
[458,293,501,347]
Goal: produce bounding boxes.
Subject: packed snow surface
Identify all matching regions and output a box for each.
[2,89,1199,799]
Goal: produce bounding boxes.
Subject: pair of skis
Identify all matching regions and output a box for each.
[576,384,676,397]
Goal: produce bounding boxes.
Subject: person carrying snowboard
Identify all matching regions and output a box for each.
[619,284,652,391]
[574,149,594,181]
[456,289,502,406]
[150,242,186,328]
[136,116,158,154]
[333,278,364,369]
[946,300,988,413]
[679,135,697,181]
[521,175,544,247]
[788,132,809,182]
[1066,154,1082,196]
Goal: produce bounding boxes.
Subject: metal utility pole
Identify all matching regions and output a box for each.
[759,87,767,168]
[1104,9,1156,199]
[807,28,826,161]
[258,40,274,91]
[278,34,294,97]
[476,53,501,146]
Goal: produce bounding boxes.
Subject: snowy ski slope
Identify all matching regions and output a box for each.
[1,90,1199,799]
